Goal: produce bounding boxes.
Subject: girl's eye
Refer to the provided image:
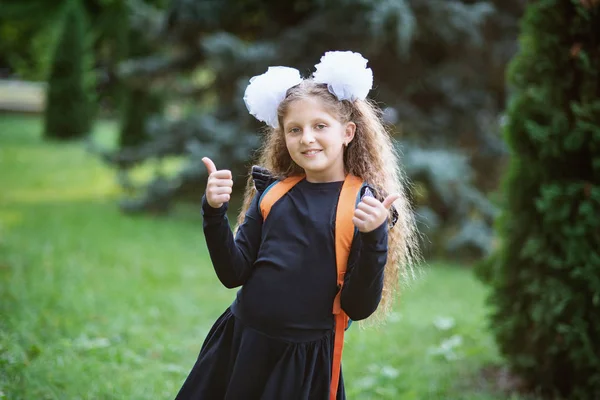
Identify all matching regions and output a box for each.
[288,127,301,134]
[316,124,326,130]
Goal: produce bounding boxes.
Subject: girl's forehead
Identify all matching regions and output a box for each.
[283,97,338,121]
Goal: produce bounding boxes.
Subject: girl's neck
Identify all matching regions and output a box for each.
[304,170,346,183]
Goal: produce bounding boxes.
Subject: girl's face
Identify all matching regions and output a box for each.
[282,96,355,183]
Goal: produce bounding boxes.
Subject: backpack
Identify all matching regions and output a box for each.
[257,172,365,400]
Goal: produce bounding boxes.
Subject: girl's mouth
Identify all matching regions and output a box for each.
[302,149,322,156]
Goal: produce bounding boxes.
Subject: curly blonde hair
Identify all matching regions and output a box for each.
[236,80,420,324]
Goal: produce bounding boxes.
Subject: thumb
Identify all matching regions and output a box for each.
[382,193,401,209]
[202,157,217,175]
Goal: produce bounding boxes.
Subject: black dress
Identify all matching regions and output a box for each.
[175,176,388,400]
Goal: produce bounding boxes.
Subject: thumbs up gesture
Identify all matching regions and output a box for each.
[202,157,233,208]
[352,192,400,233]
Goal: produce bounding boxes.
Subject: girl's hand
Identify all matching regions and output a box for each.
[202,157,233,208]
[352,194,400,233]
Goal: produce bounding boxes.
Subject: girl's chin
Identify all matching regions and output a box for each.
[295,161,324,172]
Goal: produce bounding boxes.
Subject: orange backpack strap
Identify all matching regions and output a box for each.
[329,174,363,400]
[259,175,305,219]
[258,173,365,400]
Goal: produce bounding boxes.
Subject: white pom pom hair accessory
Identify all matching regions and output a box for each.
[243,51,373,128]
[243,66,303,128]
[313,51,373,102]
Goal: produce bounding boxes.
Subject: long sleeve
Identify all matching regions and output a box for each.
[201,193,263,289]
[340,221,388,321]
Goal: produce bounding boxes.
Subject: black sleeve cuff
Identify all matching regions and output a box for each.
[201,194,228,217]
[360,220,388,246]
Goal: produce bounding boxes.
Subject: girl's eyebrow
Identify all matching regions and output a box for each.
[284,116,331,127]
[282,122,299,131]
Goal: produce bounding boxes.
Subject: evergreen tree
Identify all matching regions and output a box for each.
[43,0,95,140]
[104,0,523,258]
[101,0,164,148]
[480,0,600,397]
[110,0,130,111]
[119,88,163,148]
[118,37,163,148]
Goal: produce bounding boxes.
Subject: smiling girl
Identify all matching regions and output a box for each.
[175,51,420,400]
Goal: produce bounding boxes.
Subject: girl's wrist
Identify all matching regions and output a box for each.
[360,220,388,244]
[201,194,228,216]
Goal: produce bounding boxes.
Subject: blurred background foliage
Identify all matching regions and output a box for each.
[2,0,600,399]
[1,0,526,261]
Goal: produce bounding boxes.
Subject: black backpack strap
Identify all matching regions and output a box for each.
[251,165,277,194]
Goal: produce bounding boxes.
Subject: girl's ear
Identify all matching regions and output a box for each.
[345,122,356,143]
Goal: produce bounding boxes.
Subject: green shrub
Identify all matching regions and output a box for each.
[43,0,95,140]
[479,1,600,398]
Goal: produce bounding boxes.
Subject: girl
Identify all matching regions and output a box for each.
[175,51,419,400]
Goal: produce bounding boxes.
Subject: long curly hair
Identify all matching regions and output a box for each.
[236,80,420,324]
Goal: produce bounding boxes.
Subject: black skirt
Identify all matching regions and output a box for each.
[175,308,345,400]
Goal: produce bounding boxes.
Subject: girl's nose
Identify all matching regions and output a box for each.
[301,129,316,144]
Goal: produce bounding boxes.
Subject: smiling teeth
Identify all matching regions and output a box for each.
[304,150,320,155]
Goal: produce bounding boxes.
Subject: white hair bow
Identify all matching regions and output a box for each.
[243,51,373,128]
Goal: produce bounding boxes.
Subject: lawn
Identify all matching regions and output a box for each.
[0,114,519,399]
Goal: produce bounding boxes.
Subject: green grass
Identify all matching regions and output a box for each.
[0,114,519,399]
